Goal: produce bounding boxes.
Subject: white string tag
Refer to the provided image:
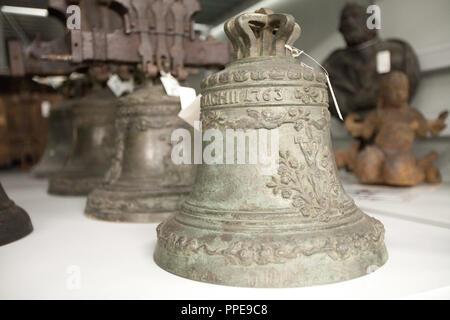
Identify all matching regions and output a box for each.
[160,70,181,97]
[107,74,134,97]
[376,50,391,74]
[285,44,344,121]
[179,87,197,110]
[178,94,202,128]
[41,101,51,118]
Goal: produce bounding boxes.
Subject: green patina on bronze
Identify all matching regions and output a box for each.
[48,89,117,196]
[84,83,196,222]
[154,8,388,287]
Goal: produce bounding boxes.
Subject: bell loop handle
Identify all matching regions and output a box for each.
[224,9,301,59]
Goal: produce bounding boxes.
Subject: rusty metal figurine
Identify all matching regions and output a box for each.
[0,183,33,246]
[154,9,388,287]
[335,71,448,186]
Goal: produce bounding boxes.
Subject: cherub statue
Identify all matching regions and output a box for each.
[335,71,448,186]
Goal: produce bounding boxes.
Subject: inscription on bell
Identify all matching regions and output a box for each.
[201,86,327,107]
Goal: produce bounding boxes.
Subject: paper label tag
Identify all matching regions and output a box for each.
[41,101,51,118]
[160,72,181,97]
[179,87,197,110]
[376,50,391,74]
[178,94,201,128]
[107,74,134,97]
[32,76,66,89]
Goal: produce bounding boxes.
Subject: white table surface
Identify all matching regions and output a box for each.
[0,171,449,300]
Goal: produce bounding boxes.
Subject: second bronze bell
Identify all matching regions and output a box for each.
[85,83,195,222]
[32,99,74,179]
[48,89,117,196]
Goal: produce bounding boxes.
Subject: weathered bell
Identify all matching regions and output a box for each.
[31,99,74,178]
[0,182,33,246]
[154,9,388,287]
[85,83,196,222]
[48,89,116,196]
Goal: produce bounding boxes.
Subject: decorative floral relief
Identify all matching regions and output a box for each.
[200,67,327,89]
[219,72,230,83]
[232,70,249,82]
[267,148,345,222]
[202,107,327,130]
[250,71,267,81]
[295,86,323,104]
[157,217,385,266]
[269,69,285,80]
[266,108,349,221]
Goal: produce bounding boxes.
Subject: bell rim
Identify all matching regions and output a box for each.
[154,211,388,288]
[84,210,174,224]
[84,184,191,222]
[154,238,388,288]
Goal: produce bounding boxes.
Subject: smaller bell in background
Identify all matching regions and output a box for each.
[0,182,33,246]
[31,99,74,178]
[48,87,117,196]
[154,9,388,288]
[85,82,196,222]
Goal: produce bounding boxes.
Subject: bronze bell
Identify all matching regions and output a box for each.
[85,83,196,222]
[48,89,117,196]
[32,99,74,178]
[154,9,388,287]
[0,182,33,246]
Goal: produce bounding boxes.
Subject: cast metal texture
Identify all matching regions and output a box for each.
[85,84,196,222]
[0,183,33,246]
[48,89,117,196]
[154,9,388,287]
[32,99,75,179]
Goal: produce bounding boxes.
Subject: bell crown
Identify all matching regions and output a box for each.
[224,8,301,59]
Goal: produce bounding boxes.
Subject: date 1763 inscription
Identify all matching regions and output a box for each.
[201,86,328,107]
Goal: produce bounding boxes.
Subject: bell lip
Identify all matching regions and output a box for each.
[0,204,33,247]
[153,240,389,289]
[84,185,190,223]
[153,210,388,288]
[48,176,104,196]
[84,210,174,224]
[153,240,388,288]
